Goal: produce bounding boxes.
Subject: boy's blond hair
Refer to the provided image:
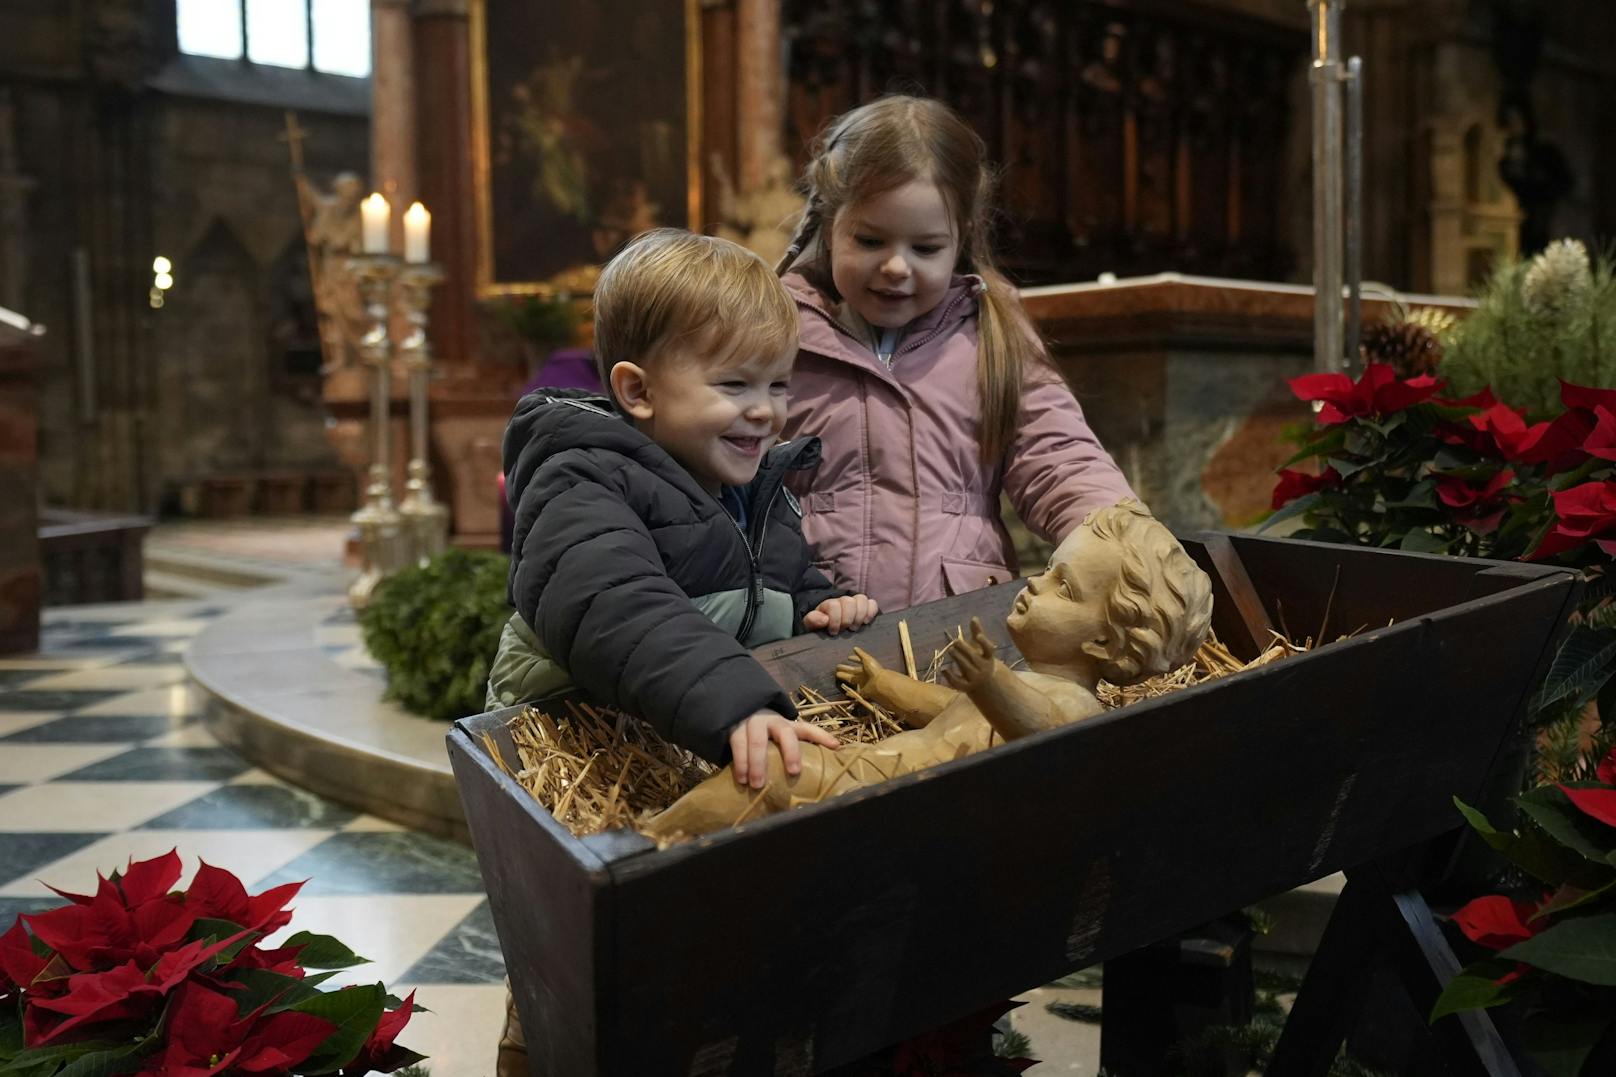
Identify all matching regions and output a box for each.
[593,229,799,395]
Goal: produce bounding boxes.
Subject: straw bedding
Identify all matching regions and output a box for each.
[487,627,1309,840]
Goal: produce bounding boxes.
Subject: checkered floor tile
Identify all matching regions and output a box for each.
[0,598,505,1075]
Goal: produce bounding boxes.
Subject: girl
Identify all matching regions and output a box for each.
[777,95,1137,611]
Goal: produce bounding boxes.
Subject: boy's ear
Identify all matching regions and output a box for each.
[609,361,654,421]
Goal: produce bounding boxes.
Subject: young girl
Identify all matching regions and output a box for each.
[776,95,1137,611]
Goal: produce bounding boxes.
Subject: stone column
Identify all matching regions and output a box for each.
[371,0,418,251]
[735,0,782,193]
[413,0,476,365]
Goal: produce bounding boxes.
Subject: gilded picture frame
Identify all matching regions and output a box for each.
[471,0,702,297]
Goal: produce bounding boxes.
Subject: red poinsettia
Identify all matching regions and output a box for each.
[140,980,336,1077]
[1452,895,1543,951]
[1527,480,1616,560]
[2,851,423,1075]
[339,991,419,1076]
[1557,745,1616,828]
[1436,469,1516,532]
[1272,466,1342,509]
[1289,363,1444,425]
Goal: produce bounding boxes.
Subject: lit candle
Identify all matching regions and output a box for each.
[361,193,390,255]
[403,202,431,263]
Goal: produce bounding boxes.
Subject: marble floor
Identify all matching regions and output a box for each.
[0,598,507,1077]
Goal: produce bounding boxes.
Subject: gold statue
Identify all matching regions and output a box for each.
[712,151,805,270]
[644,503,1213,841]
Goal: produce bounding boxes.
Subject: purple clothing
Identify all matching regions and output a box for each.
[781,271,1137,612]
[522,348,602,395]
[503,349,604,551]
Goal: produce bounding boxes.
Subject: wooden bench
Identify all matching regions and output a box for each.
[38,509,151,606]
[449,533,1577,1076]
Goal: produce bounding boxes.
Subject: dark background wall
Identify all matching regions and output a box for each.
[0,0,367,515]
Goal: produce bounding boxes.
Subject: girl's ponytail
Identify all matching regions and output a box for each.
[972,266,1043,464]
[774,200,822,276]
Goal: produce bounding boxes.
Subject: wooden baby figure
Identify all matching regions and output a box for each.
[642,502,1213,842]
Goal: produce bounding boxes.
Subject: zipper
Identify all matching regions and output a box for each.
[722,453,791,643]
[794,286,974,371]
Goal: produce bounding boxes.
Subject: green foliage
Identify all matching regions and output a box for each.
[486,293,584,356]
[1442,247,1616,417]
[359,549,511,722]
[1433,777,1616,1073]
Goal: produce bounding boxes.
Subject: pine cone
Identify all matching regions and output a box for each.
[1360,320,1442,379]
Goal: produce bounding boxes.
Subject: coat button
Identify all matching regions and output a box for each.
[987,575,999,586]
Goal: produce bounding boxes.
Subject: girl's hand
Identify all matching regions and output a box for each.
[941,617,999,694]
[728,710,840,790]
[804,594,880,635]
[835,646,886,694]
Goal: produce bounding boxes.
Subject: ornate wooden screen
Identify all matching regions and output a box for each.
[783,0,1305,285]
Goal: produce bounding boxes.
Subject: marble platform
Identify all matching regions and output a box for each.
[185,571,467,841]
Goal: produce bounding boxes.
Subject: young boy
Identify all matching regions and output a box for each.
[486,227,879,787]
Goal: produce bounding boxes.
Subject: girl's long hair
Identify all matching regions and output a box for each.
[777,95,1044,462]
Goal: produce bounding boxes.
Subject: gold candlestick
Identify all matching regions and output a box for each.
[347,254,410,608]
[396,262,449,567]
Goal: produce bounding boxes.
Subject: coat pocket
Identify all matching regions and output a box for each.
[940,557,1014,597]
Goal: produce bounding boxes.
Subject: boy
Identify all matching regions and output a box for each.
[487,227,879,788]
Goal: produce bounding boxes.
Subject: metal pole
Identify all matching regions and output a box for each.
[1309,0,1345,375]
[1345,55,1364,372]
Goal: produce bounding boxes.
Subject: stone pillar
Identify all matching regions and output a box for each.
[0,90,34,312]
[413,0,476,365]
[735,0,782,193]
[371,0,418,251]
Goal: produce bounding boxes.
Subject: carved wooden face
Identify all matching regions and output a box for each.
[1004,525,1121,668]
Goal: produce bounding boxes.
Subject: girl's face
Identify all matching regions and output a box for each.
[829,178,960,330]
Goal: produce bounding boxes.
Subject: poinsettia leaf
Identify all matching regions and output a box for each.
[0,1040,118,1072]
[0,1011,22,1062]
[356,1042,429,1073]
[221,967,336,1017]
[1521,1011,1614,1077]
[1279,427,1346,469]
[1533,877,1616,921]
[289,982,387,1074]
[51,1038,152,1077]
[383,993,430,1013]
[1428,960,1521,1021]
[1532,626,1616,712]
[280,932,369,970]
[1453,797,1583,887]
[1519,787,1616,864]
[1399,528,1451,553]
[1258,491,1324,534]
[1499,913,1616,985]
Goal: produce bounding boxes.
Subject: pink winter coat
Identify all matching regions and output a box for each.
[782,272,1138,613]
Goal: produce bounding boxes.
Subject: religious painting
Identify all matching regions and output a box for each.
[472,0,701,295]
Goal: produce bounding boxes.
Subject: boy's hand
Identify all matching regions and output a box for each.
[728,710,840,790]
[804,594,880,635]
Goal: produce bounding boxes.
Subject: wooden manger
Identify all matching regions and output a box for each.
[447,533,1578,1076]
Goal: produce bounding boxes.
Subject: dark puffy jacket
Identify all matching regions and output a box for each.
[497,390,842,762]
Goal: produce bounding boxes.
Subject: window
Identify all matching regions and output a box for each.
[176,0,371,78]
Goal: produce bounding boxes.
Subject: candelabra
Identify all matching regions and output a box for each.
[346,254,411,608]
[396,262,449,567]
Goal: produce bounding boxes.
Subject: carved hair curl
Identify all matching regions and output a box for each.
[1082,502,1213,684]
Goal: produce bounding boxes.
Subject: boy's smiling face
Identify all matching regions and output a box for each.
[612,334,795,494]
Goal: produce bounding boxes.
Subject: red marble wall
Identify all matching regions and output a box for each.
[0,320,40,654]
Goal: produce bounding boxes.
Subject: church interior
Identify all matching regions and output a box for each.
[2,1,1615,1075]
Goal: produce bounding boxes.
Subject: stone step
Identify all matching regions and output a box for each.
[142,546,282,591]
